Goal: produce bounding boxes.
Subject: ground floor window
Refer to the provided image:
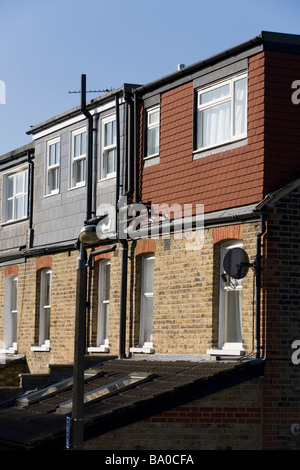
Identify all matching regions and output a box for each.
[219,241,243,352]
[1,275,18,352]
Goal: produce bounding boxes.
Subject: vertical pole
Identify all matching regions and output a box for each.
[71,242,87,449]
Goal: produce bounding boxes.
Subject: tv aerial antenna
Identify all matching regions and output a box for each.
[68,87,114,94]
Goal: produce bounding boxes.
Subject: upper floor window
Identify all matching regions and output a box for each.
[72,128,86,188]
[4,168,28,222]
[196,74,247,151]
[46,138,60,195]
[146,106,160,158]
[102,115,116,178]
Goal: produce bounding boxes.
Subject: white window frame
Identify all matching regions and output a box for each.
[31,269,51,351]
[101,115,116,179]
[208,241,244,356]
[2,167,28,223]
[131,255,155,354]
[146,106,160,159]
[46,137,60,196]
[71,127,86,188]
[88,260,111,353]
[1,275,18,353]
[196,73,247,152]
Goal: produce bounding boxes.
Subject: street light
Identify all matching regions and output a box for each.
[69,221,115,450]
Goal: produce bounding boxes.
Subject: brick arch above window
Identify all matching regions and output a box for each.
[36,256,53,271]
[94,246,113,263]
[5,265,19,278]
[213,224,243,244]
[135,239,156,256]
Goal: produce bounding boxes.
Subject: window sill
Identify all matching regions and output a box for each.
[0,346,18,354]
[207,348,245,357]
[44,191,60,199]
[87,346,110,353]
[143,155,160,168]
[130,345,155,354]
[31,342,51,352]
[193,138,247,160]
[98,174,116,182]
[68,183,86,191]
[1,217,29,227]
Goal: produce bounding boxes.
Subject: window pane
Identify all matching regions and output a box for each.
[43,272,51,306]
[44,307,50,341]
[16,172,23,194]
[234,77,247,136]
[112,120,116,145]
[144,257,154,293]
[224,290,242,343]
[7,199,13,220]
[149,109,159,125]
[142,296,153,343]
[200,101,231,148]
[55,142,60,163]
[49,144,55,166]
[15,195,24,219]
[103,304,109,340]
[11,278,18,312]
[74,134,80,157]
[7,175,14,199]
[81,132,86,155]
[48,168,58,191]
[104,121,112,147]
[106,149,116,174]
[103,263,110,301]
[148,127,159,156]
[73,159,86,185]
[200,84,230,105]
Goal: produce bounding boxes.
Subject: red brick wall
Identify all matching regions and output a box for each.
[140,53,266,214]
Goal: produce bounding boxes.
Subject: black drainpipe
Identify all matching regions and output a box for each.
[133,91,139,204]
[255,212,266,359]
[119,90,134,359]
[27,149,34,249]
[81,74,93,222]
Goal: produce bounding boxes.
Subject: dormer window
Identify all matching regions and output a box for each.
[2,167,28,223]
[196,74,247,152]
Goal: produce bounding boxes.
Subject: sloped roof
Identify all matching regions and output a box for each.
[0,357,264,450]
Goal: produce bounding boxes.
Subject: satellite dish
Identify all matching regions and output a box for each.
[223,247,250,280]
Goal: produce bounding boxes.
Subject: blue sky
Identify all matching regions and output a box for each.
[0,0,299,155]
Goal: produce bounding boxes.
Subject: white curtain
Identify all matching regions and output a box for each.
[200,101,231,148]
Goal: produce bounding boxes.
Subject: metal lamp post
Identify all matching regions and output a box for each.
[69,222,116,450]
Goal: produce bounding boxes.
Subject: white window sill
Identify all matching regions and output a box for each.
[1,217,28,227]
[130,344,155,354]
[0,347,18,354]
[44,190,59,198]
[207,348,245,356]
[87,346,110,353]
[31,341,51,352]
[144,155,160,167]
[68,183,86,191]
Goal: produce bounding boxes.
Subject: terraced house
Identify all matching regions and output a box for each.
[0,31,300,450]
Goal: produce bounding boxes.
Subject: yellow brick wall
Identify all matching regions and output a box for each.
[0,221,259,374]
